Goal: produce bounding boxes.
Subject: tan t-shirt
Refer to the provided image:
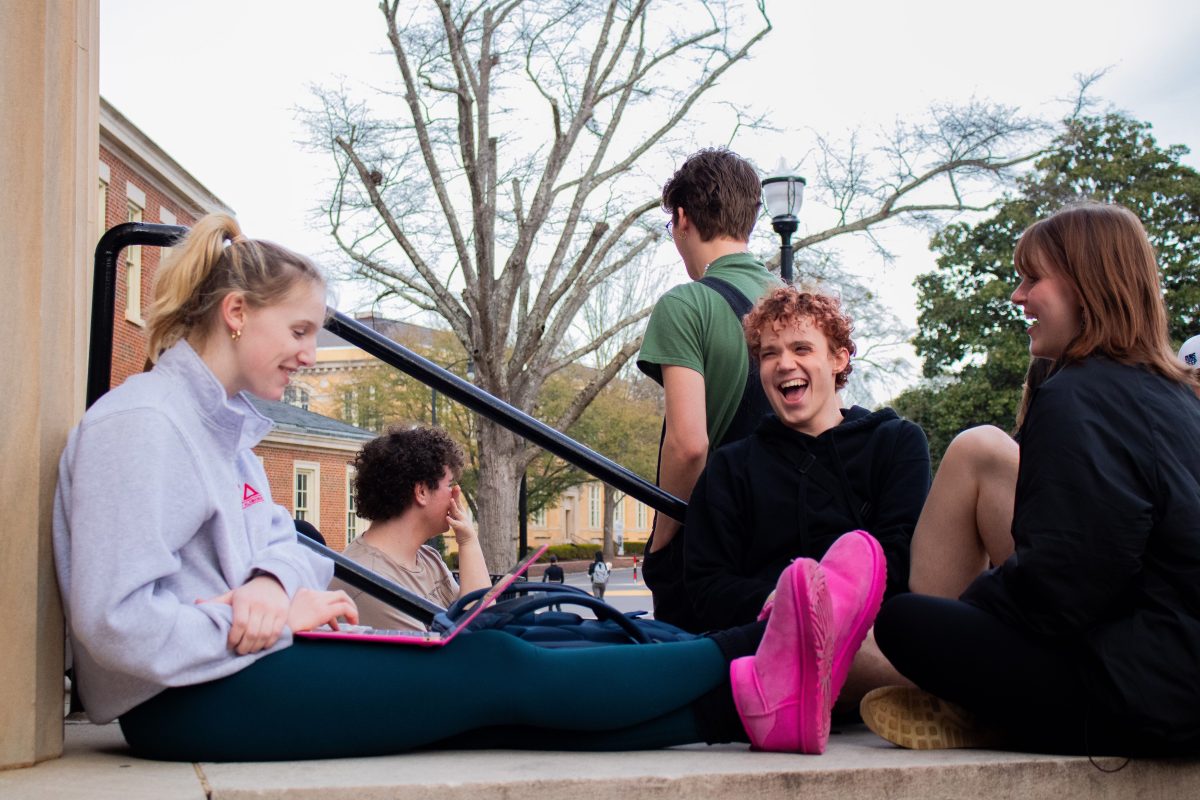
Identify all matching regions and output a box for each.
[331,539,458,630]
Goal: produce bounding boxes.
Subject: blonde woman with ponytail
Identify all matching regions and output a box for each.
[54,214,357,749]
[56,213,862,762]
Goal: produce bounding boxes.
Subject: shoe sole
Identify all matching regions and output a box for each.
[826,530,887,701]
[731,560,832,754]
[860,686,1000,750]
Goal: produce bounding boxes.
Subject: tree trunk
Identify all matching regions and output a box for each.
[474,419,523,572]
[602,484,617,560]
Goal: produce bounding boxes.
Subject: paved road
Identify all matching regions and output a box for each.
[543,566,655,618]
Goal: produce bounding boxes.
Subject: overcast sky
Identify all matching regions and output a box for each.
[100,1,1200,387]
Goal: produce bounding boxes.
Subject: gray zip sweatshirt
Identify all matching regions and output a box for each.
[53,340,333,723]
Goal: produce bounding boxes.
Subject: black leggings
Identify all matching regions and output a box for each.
[875,594,1138,756]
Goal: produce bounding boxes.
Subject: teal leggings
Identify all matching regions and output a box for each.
[119,631,731,761]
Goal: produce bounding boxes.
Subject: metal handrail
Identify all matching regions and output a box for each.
[323,312,686,520]
[88,223,189,407]
[87,222,685,621]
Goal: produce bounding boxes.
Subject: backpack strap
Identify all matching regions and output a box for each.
[697,277,773,449]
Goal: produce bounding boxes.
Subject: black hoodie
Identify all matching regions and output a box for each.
[684,406,930,631]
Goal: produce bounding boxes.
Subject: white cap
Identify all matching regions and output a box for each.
[1179,335,1200,368]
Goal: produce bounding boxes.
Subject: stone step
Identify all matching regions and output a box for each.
[2,720,1197,800]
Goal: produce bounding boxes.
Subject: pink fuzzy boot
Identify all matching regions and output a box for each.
[819,530,887,703]
[730,558,833,753]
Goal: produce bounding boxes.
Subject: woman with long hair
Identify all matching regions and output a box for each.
[863,203,1200,756]
[55,213,880,761]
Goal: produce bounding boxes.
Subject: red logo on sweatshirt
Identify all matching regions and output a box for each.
[242,483,264,509]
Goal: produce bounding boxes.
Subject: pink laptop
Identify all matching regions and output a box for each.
[298,544,549,647]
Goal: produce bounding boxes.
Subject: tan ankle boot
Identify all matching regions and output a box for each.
[860,686,1006,750]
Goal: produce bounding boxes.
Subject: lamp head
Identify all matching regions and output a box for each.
[761,160,806,220]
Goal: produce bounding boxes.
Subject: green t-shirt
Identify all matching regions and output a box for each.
[637,253,780,447]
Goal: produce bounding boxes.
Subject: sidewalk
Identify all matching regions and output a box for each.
[526,556,639,579]
[3,719,1198,800]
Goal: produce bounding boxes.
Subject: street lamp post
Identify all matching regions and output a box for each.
[761,166,806,285]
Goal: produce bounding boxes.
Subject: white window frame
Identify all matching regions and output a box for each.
[293,461,321,524]
[125,200,144,325]
[284,384,311,410]
[635,500,647,529]
[158,207,177,258]
[588,483,601,529]
[342,388,359,426]
[346,465,366,543]
[614,495,625,527]
[531,506,546,527]
[98,177,108,232]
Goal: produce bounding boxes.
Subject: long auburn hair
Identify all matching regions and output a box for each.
[1014,202,1197,389]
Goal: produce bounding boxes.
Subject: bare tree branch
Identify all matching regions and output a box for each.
[334,135,471,335]
[303,0,1053,569]
[381,0,476,284]
[545,304,653,375]
[552,334,644,432]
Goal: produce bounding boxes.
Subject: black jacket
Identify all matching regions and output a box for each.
[962,357,1200,747]
[685,407,930,631]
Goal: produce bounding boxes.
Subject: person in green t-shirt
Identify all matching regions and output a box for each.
[636,147,780,630]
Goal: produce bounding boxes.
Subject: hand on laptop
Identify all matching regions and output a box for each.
[287,588,359,633]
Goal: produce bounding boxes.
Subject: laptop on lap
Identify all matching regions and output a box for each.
[297,543,548,647]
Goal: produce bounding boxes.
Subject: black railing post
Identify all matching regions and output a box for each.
[88,223,187,407]
[518,473,528,559]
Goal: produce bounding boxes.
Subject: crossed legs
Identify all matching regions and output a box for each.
[909,425,1019,599]
[833,426,1019,707]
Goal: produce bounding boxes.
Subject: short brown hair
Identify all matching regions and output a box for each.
[744,287,856,390]
[1015,202,1196,388]
[661,148,761,241]
[353,426,465,521]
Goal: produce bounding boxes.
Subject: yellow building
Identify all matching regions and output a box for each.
[529,483,653,551]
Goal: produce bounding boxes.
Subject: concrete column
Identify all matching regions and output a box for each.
[0,0,98,768]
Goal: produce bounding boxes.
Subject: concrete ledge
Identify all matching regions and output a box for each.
[0,721,205,799]
[3,720,1199,799]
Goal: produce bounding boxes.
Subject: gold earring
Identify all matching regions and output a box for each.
[231,329,242,343]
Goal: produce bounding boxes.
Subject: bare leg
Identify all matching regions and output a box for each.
[835,629,913,710]
[909,426,1019,599]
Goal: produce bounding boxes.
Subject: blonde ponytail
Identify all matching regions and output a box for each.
[147,214,240,359]
[145,213,324,361]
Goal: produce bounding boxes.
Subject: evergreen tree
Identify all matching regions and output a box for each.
[894,113,1200,465]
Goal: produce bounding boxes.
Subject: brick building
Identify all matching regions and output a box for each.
[99,96,231,386]
[99,98,372,548]
[248,398,373,550]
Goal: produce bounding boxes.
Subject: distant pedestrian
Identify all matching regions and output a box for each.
[542,554,565,585]
[542,554,565,611]
[588,551,611,599]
